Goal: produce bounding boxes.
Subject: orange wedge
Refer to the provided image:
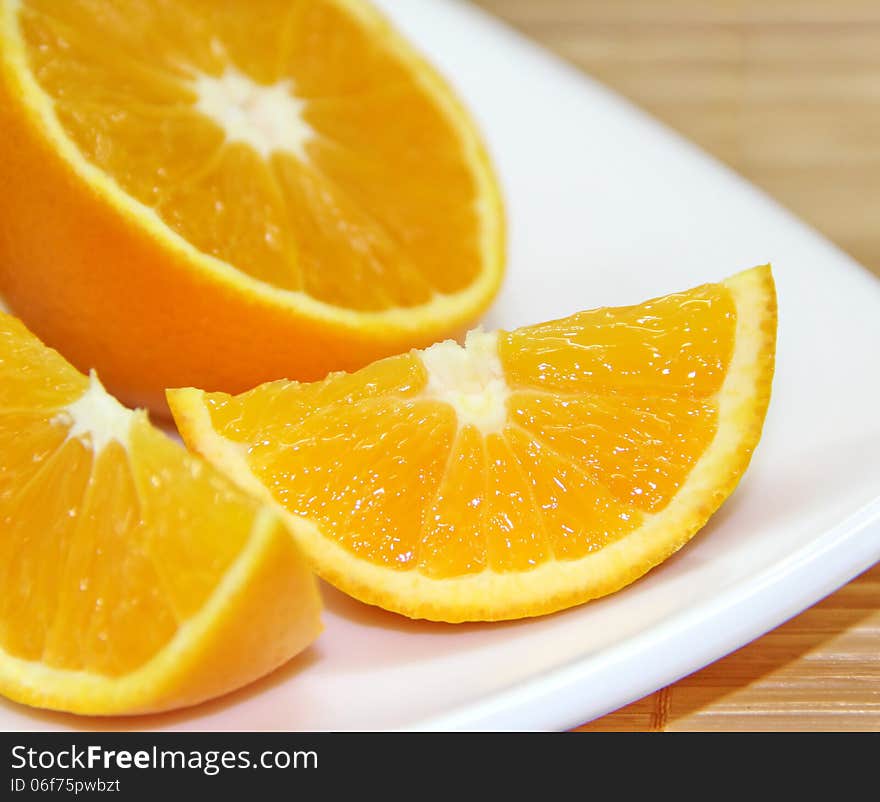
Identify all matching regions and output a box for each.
[169,265,777,623]
[0,311,321,715]
[0,0,504,410]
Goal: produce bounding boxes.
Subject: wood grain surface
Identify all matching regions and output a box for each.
[471,0,880,731]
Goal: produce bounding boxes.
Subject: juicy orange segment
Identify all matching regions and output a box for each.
[0,0,504,408]
[170,266,777,622]
[0,311,321,715]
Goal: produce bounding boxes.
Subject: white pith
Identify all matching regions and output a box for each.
[420,329,510,434]
[191,66,314,161]
[54,371,134,454]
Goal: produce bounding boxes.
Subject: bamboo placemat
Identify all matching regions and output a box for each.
[472,0,880,731]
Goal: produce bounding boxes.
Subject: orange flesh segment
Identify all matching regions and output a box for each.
[18,0,483,309]
[0,315,263,676]
[194,280,737,580]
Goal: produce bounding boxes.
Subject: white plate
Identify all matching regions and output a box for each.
[4,0,880,732]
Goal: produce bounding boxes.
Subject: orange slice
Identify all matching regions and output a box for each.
[0,311,321,715]
[169,265,777,623]
[0,0,504,410]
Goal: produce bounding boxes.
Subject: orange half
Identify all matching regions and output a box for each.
[0,0,504,408]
